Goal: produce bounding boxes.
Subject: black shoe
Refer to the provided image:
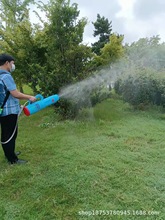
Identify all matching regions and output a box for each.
[9,159,28,165]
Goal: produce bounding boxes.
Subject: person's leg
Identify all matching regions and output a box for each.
[1,114,18,163]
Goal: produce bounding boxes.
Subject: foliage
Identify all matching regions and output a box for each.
[0,0,95,119]
[2,2,165,119]
[93,33,124,68]
[0,0,42,92]
[92,14,112,55]
[0,0,34,26]
[34,0,94,118]
[115,69,157,107]
[115,36,165,108]
[86,33,124,107]
[125,35,165,71]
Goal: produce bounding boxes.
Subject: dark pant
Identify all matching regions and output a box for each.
[0,114,18,163]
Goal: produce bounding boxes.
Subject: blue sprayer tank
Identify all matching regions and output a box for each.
[23,94,60,116]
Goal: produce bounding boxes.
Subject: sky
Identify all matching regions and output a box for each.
[30,0,165,45]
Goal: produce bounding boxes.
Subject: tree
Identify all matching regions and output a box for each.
[92,14,112,55]
[35,0,93,94]
[0,0,39,92]
[92,33,124,68]
[34,0,93,118]
[125,35,165,71]
[0,0,34,27]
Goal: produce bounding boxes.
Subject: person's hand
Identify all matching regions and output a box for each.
[29,96,37,103]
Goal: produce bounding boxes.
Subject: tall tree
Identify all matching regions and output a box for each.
[36,0,93,96]
[0,0,37,92]
[33,0,93,118]
[92,14,112,55]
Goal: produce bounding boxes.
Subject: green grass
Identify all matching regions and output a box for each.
[0,98,165,219]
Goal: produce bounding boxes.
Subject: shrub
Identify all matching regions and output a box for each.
[114,69,165,108]
[55,86,112,119]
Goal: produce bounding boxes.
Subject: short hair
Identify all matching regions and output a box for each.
[0,53,15,66]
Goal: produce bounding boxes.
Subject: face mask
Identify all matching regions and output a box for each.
[10,63,15,72]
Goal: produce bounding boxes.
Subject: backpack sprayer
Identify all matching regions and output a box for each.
[1,94,60,144]
[23,94,60,116]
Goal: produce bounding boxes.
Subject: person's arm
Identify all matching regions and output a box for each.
[10,89,37,102]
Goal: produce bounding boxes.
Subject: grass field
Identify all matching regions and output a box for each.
[0,97,165,220]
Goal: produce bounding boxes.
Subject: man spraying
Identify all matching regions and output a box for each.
[0,53,36,164]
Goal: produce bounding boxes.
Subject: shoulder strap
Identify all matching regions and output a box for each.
[1,91,10,108]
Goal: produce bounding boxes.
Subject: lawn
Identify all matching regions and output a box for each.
[0,97,165,220]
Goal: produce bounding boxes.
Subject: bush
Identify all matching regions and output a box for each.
[114,69,165,108]
[55,86,112,119]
